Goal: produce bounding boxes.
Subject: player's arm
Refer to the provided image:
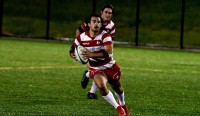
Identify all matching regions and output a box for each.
[104,44,113,55]
[83,44,113,58]
[76,26,84,37]
[76,29,80,37]
[69,44,76,59]
[76,24,87,37]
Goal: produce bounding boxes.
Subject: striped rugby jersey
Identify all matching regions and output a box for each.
[74,30,116,70]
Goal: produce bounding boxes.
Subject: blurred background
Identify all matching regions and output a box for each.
[0,0,200,49]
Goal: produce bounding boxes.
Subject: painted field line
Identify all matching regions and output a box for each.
[0,65,86,70]
[0,65,198,74]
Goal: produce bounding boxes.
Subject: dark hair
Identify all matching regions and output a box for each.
[84,13,104,30]
[100,4,114,14]
[87,13,103,24]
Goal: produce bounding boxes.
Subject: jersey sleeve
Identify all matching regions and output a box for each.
[102,33,112,46]
[109,26,115,40]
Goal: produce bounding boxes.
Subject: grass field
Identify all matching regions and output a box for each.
[0,38,200,116]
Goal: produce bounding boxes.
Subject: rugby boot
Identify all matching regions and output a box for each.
[81,70,89,89]
[116,106,126,116]
[87,92,98,99]
[117,100,129,116]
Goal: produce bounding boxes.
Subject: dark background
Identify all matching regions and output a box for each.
[0,0,200,49]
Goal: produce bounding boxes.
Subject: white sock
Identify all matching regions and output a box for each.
[102,91,119,109]
[89,81,98,93]
[115,92,125,106]
[86,71,90,78]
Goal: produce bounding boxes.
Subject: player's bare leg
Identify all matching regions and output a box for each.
[109,80,129,116]
[93,74,125,116]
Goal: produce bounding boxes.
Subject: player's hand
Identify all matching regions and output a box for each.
[70,52,77,60]
[82,49,93,58]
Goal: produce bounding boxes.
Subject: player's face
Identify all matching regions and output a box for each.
[89,16,102,32]
[101,8,113,21]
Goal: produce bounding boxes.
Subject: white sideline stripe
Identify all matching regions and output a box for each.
[122,67,199,74]
[0,65,86,70]
[0,66,199,74]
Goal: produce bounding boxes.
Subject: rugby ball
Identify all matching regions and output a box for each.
[74,45,88,64]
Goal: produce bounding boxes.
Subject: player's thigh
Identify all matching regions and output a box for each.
[93,74,108,87]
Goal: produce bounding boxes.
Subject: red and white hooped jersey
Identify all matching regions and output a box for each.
[104,20,115,40]
[73,30,116,70]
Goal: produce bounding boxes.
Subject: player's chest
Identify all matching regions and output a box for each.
[81,40,103,47]
[80,36,103,47]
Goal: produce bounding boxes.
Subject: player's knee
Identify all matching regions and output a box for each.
[114,87,124,94]
[98,84,107,91]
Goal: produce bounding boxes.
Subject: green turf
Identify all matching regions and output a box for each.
[0,38,199,116]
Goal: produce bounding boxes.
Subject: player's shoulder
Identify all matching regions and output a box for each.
[110,20,115,25]
[108,20,115,26]
[105,20,115,29]
[101,30,112,38]
[78,31,88,38]
[101,30,109,35]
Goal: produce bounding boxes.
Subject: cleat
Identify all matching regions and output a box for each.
[122,104,129,116]
[81,70,89,89]
[87,92,98,99]
[116,106,125,116]
[117,100,129,116]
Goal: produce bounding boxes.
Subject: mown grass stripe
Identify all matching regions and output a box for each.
[0,66,199,74]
